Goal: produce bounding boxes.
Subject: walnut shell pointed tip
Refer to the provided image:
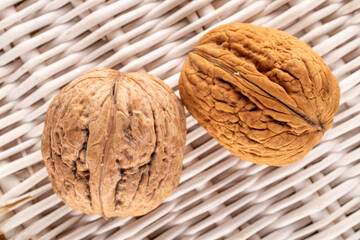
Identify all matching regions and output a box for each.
[179,23,340,166]
[41,68,186,218]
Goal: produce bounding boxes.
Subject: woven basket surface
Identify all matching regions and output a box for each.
[1,0,360,239]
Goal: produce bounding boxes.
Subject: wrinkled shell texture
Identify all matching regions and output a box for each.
[41,68,186,218]
[179,23,340,166]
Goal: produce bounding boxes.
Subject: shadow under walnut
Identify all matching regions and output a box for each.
[179,23,340,166]
[41,68,186,218]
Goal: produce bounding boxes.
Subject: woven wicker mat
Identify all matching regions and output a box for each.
[1,0,360,239]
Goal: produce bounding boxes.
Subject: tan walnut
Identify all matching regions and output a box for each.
[41,68,186,218]
[179,23,340,166]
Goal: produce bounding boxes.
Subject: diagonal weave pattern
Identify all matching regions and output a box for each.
[0,0,360,239]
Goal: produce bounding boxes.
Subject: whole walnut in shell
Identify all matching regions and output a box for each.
[41,68,186,218]
[179,23,340,166]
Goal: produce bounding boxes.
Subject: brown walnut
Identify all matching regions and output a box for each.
[179,23,340,166]
[41,68,186,218]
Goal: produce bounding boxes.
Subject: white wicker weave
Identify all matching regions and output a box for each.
[0,0,360,239]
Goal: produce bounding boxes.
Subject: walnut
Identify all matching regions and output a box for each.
[179,23,340,166]
[41,68,186,218]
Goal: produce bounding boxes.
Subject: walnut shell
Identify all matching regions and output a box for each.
[179,23,340,166]
[41,68,186,218]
